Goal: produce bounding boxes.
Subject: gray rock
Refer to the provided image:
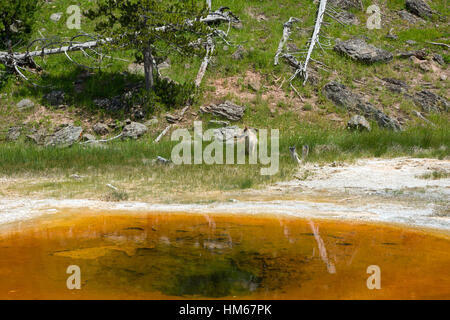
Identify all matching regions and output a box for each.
[50,12,63,22]
[44,90,65,106]
[413,90,449,113]
[397,49,427,60]
[433,53,445,66]
[200,101,246,121]
[231,46,246,60]
[45,125,83,147]
[405,40,417,45]
[398,9,424,23]
[336,11,360,25]
[17,99,34,110]
[347,115,371,131]
[122,122,148,139]
[383,78,409,93]
[334,38,393,64]
[329,0,360,10]
[406,0,433,19]
[6,126,21,141]
[323,82,402,131]
[213,126,244,142]
[26,129,47,145]
[81,134,96,142]
[93,123,109,135]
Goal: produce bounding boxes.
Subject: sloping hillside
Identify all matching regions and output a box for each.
[0,0,448,199]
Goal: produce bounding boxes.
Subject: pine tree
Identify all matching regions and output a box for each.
[0,0,41,52]
[86,0,209,92]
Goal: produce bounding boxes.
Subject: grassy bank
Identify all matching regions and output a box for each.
[0,121,448,200]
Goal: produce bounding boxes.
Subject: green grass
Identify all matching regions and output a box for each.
[0,121,448,199]
[418,170,450,180]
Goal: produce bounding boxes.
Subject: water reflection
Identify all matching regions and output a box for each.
[0,212,449,299]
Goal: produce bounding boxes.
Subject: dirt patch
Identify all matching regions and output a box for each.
[207,70,317,113]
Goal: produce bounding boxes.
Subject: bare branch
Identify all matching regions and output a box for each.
[274,17,300,66]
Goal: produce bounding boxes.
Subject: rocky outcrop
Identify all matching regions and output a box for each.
[122,122,148,139]
[200,101,246,121]
[323,82,402,131]
[406,0,433,19]
[93,123,109,135]
[347,115,371,131]
[413,90,449,113]
[44,125,83,147]
[334,38,393,64]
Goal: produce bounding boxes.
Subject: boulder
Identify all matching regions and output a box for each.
[347,115,371,131]
[6,126,21,141]
[44,90,65,106]
[406,0,433,19]
[16,99,34,110]
[200,101,246,121]
[334,38,393,64]
[93,123,109,135]
[323,82,402,131]
[413,90,449,113]
[44,125,83,147]
[122,122,148,139]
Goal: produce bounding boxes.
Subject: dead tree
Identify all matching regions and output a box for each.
[275,0,346,91]
[0,8,239,88]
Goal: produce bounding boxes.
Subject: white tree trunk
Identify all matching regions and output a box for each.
[301,0,327,84]
[274,17,299,66]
